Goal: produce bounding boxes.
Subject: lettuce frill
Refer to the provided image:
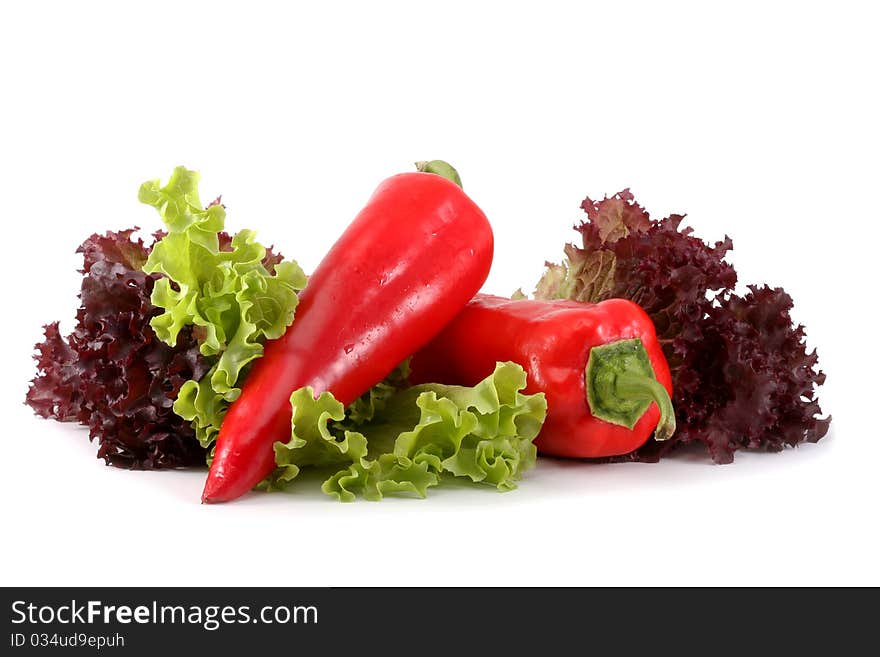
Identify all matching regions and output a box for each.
[139,167,307,450]
[268,362,547,501]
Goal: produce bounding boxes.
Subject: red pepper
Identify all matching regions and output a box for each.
[409,294,675,458]
[202,164,493,503]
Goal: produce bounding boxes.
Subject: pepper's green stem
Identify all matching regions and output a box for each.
[415,160,463,188]
[585,338,676,441]
[614,373,676,441]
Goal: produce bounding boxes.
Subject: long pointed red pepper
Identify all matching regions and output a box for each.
[202,163,493,503]
[409,294,675,458]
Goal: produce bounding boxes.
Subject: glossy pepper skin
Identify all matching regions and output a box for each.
[202,171,493,503]
[409,294,675,458]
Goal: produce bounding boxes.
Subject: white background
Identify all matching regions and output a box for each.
[1,1,876,586]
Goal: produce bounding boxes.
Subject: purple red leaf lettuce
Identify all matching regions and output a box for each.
[25,226,292,469]
[25,229,208,468]
[534,190,830,462]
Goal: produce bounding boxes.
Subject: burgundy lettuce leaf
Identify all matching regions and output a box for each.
[580,188,652,243]
[535,191,829,462]
[25,229,209,469]
[684,286,829,462]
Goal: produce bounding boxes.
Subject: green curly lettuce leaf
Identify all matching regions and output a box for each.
[268,388,370,488]
[139,166,307,448]
[341,360,411,427]
[268,362,547,501]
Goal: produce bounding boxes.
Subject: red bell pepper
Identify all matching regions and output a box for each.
[202,164,493,503]
[409,294,675,458]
